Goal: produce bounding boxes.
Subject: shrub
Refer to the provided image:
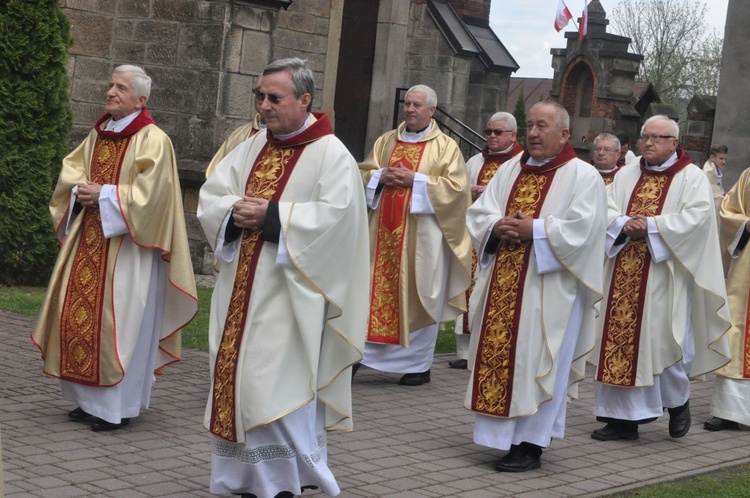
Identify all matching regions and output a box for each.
[0,0,72,285]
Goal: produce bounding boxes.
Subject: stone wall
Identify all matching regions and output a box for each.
[62,0,336,171]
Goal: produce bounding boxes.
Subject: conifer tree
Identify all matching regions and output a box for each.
[513,90,527,148]
[0,0,72,285]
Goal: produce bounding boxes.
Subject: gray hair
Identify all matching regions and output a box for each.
[594,133,621,151]
[406,85,437,108]
[113,64,151,101]
[641,115,680,140]
[263,58,315,103]
[530,101,570,129]
[488,112,517,132]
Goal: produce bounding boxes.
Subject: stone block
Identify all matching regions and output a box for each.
[116,1,150,18]
[176,24,225,69]
[271,47,324,70]
[184,115,219,159]
[112,40,146,63]
[134,21,180,44]
[274,28,327,54]
[295,0,331,19]
[285,12,316,33]
[71,80,107,104]
[71,101,105,127]
[66,10,113,57]
[73,57,112,81]
[68,126,92,148]
[198,1,227,22]
[149,110,180,136]
[114,19,135,39]
[221,72,256,118]
[146,44,178,65]
[223,28,244,73]
[153,0,198,22]
[451,73,468,108]
[233,5,271,30]
[65,0,114,15]
[409,37,438,56]
[240,31,272,74]
[314,17,328,36]
[687,120,707,136]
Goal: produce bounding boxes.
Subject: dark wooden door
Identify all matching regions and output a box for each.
[333,0,380,161]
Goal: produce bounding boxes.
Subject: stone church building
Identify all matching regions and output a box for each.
[60,0,520,272]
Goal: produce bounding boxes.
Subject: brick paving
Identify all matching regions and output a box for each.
[3,308,750,497]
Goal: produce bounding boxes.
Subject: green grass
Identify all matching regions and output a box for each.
[0,284,457,354]
[614,465,750,497]
[0,286,46,315]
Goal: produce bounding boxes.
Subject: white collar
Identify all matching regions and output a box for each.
[105,109,142,132]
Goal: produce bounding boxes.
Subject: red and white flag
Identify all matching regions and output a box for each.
[578,1,589,40]
[554,0,573,32]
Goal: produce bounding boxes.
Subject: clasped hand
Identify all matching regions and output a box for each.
[493,211,533,244]
[622,214,648,240]
[232,196,269,230]
[75,182,102,208]
[380,163,415,188]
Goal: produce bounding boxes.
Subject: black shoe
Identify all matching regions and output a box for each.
[351,363,361,378]
[704,416,739,431]
[91,417,131,432]
[398,370,430,386]
[591,422,639,441]
[668,400,691,438]
[68,407,92,422]
[448,359,468,369]
[493,451,541,472]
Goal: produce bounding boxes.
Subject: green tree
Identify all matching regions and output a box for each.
[0,0,72,285]
[609,0,723,103]
[513,89,527,148]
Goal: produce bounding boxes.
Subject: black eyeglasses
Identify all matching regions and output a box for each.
[253,91,296,105]
[485,128,511,136]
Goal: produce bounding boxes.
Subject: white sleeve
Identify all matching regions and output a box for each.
[99,184,129,238]
[214,212,241,263]
[409,173,435,214]
[533,218,564,274]
[727,222,748,257]
[646,217,672,263]
[65,186,79,235]
[275,230,292,267]
[366,170,384,209]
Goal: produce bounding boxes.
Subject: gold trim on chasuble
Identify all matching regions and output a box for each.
[366,142,427,344]
[59,137,130,384]
[471,169,555,417]
[462,159,503,334]
[602,175,615,186]
[744,287,750,377]
[596,173,672,386]
[210,143,300,443]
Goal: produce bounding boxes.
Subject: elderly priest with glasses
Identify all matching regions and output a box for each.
[590,114,731,442]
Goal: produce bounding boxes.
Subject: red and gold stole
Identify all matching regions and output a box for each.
[59,109,155,385]
[600,167,619,186]
[366,141,427,344]
[471,143,576,417]
[596,150,692,386]
[462,143,524,334]
[209,113,333,442]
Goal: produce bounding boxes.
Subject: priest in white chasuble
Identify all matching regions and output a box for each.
[591,115,730,442]
[465,101,607,472]
[32,64,197,433]
[358,84,472,387]
[198,58,370,498]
